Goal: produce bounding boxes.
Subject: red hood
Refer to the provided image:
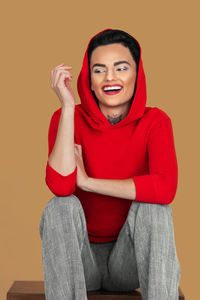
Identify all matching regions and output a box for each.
[77,28,147,129]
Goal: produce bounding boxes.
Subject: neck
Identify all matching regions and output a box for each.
[98,101,132,125]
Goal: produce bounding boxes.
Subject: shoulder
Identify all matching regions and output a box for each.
[144,106,172,125]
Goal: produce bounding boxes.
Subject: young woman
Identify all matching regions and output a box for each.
[39,29,181,300]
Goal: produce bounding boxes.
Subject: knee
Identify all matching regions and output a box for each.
[138,203,173,236]
[44,194,81,213]
[128,201,172,232]
[39,194,82,238]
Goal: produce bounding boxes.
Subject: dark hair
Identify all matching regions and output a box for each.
[87,29,140,106]
[88,29,140,75]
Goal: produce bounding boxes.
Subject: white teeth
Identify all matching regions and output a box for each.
[103,86,122,91]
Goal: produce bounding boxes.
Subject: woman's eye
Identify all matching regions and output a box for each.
[117,66,128,71]
[93,69,105,73]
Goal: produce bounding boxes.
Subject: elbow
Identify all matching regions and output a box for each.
[45,175,76,196]
[45,163,77,196]
[165,181,178,205]
[156,174,178,205]
[163,194,175,205]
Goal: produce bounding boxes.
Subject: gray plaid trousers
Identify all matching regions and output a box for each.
[39,194,181,300]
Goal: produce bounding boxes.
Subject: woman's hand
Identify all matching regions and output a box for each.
[50,63,76,109]
[74,144,89,190]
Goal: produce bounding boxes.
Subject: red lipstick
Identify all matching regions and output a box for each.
[102,84,123,95]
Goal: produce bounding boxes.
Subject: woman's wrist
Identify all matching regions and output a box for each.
[61,105,75,115]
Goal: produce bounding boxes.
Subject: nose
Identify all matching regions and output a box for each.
[105,68,116,81]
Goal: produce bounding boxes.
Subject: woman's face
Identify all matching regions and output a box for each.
[90,43,137,109]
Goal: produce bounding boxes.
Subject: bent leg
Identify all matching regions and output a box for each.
[130,202,181,300]
[39,194,101,300]
[101,201,181,300]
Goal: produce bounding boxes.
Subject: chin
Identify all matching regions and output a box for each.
[100,99,120,107]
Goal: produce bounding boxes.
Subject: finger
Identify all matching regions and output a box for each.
[75,144,81,149]
[75,144,81,151]
[53,70,72,89]
[55,73,72,89]
[55,70,72,87]
[56,64,72,69]
[74,146,79,154]
[54,63,72,69]
[56,63,64,67]
[51,64,64,81]
[52,67,72,86]
[78,146,82,154]
[51,65,72,87]
[75,150,81,159]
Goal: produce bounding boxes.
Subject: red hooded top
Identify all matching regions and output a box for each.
[45,28,178,243]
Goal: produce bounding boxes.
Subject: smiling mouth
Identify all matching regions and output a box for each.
[102,85,123,95]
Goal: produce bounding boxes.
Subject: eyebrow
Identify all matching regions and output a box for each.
[92,60,131,69]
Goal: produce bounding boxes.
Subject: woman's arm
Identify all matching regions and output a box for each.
[81,117,178,205]
[45,108,77,196]
[48,107,76,175]
[45,63,78,196]
[82,177,136,200]
[132,117,178,205]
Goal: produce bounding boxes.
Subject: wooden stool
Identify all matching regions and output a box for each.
[7,281,185,299]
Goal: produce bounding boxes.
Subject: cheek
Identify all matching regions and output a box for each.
[124,73,137,89]
[91,77,102,91]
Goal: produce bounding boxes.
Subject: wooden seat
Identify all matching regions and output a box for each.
[7,281,185,299]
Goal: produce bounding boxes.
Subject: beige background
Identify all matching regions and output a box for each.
[1,1,199,299]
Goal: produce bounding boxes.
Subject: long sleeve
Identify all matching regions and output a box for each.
[132,117,178,205]
[45,110,77,196]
